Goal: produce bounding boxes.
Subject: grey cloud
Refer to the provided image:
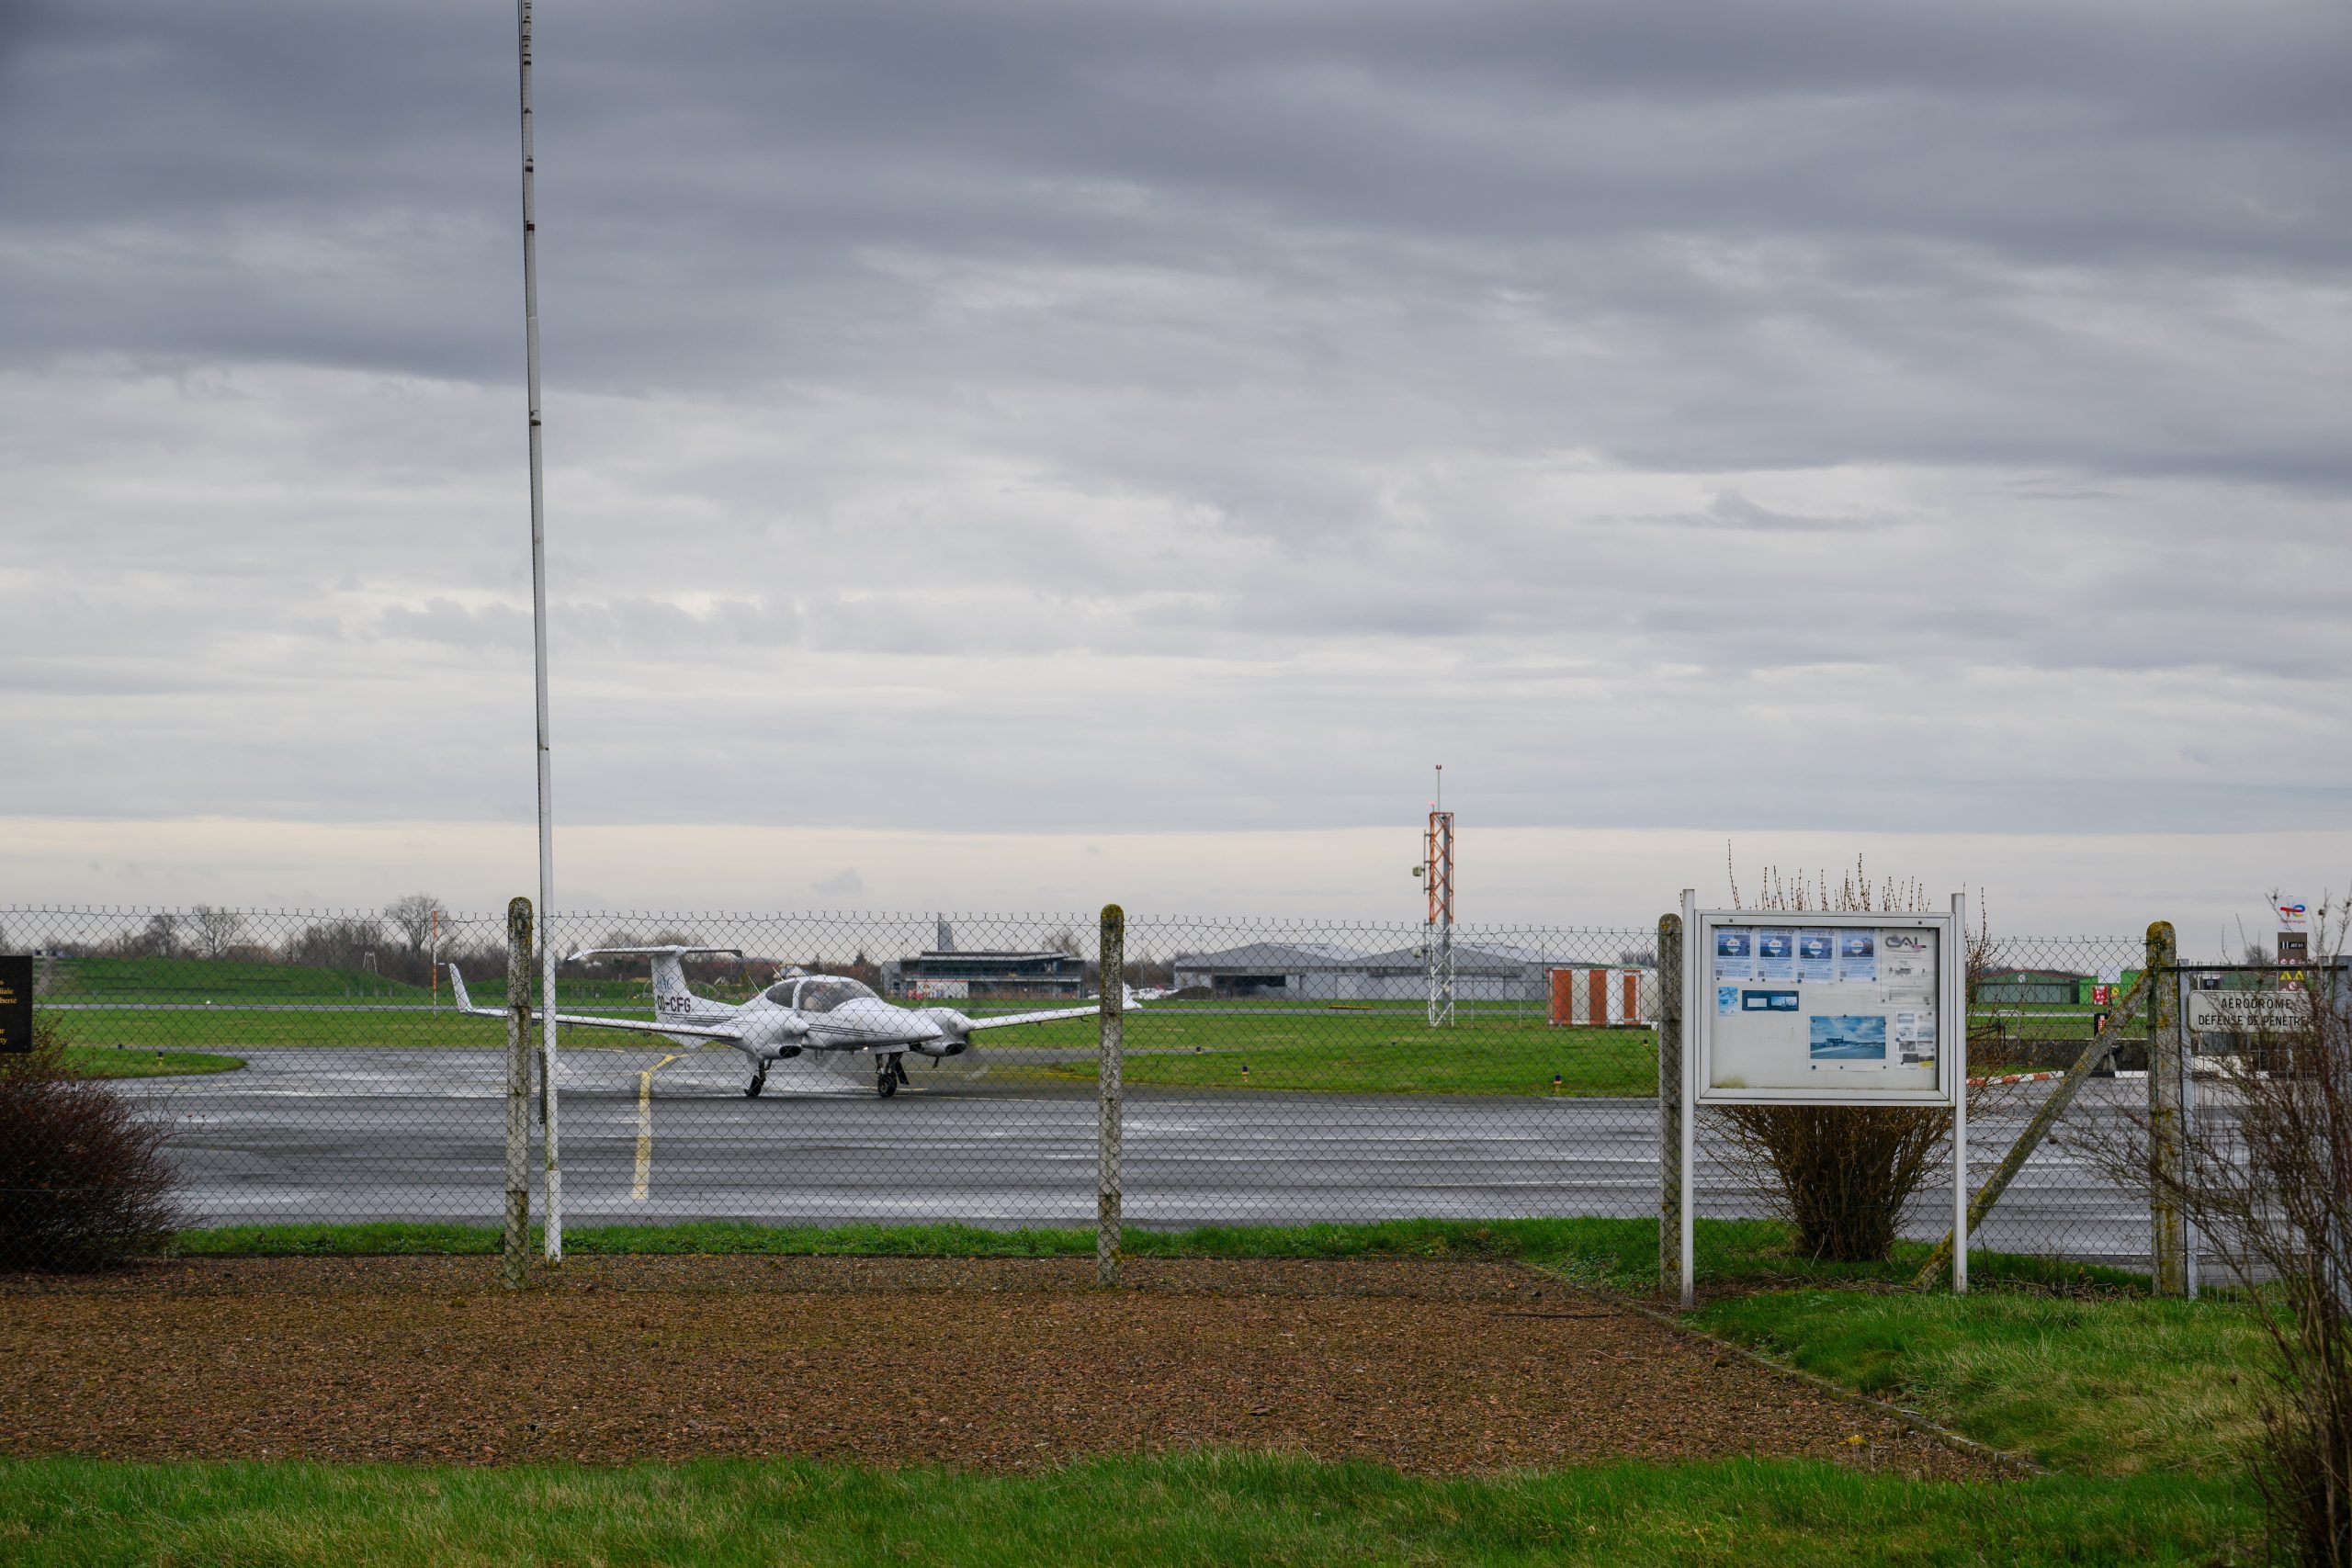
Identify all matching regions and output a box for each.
[0,0,2346,846]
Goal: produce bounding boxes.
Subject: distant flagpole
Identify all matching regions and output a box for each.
[516,0,562,1261]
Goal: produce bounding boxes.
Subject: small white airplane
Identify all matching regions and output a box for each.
[448,944,1136,1100]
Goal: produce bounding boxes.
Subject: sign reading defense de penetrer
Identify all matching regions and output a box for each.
[1690,908,1962,1106]
[2186,990,2307,1034]
[0,954,31,1054]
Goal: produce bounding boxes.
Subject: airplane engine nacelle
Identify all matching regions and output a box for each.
[912,1008,974,1056]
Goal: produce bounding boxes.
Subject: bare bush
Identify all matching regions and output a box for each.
[0,1018,187,1269]
[2077,918,2350,1566]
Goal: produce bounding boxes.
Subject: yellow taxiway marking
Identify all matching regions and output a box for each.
[630,1053,684,1201]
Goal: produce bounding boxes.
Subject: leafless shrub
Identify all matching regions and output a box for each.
[1715,852,2002,1262]
[0,1017,187,1270]
[2079,908,2349,1566]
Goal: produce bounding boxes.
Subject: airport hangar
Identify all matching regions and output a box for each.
[1169,941,1547,1002]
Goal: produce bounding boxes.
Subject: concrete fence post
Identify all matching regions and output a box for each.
[503,897,534,1289]
[1657,911,1683,1292]
[1097,904,1125,1288]
[2147,920,2188,1296]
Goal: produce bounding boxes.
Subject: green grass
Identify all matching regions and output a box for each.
[164,1215,2141,1296]
[61,1045,244,1079]
[1691,1288,2271,1478]
[168,1215,1707,1276]
[1035,1017,1657,1097]
[0,1451,2256,1567]
[36,1004,1660,1098]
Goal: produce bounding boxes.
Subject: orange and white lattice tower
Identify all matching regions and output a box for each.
[1424,766,1455,1028]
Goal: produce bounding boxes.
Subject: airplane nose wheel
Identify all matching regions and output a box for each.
[745,1068,766,1099]
[876,1057,908,1098]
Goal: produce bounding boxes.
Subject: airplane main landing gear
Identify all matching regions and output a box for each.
[876,1055,909,1099]
[745,1067,766,1099]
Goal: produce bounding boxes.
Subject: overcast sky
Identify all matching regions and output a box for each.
[3,1,2346,934]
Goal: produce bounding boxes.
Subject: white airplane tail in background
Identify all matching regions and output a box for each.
[565,945,744,1019]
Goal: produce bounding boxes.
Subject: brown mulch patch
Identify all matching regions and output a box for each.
[0,1255,1991,1477]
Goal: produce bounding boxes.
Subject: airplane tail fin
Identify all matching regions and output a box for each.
[566,946,742,1017]
[449,964,473,1011]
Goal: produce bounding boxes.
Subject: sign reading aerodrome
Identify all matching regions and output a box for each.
[1687,905,1963,1108]
[0,955,30,1054]
[2187,990,2307,1034]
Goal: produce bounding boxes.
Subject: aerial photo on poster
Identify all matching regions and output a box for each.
[1808,1014,1889,1064]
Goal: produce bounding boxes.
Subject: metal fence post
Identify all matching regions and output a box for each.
[1657,911,1682,1292]
[1097,904,1125,1288]
[503,897,533,1289]
[2147,919,2187,1295]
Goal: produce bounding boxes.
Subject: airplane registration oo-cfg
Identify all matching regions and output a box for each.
[447,945,1139,1099]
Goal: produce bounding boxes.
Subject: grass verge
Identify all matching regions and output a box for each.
[0,1450,2256,1568]
[165,1215,2140,1294]
[62,1046,244,1079]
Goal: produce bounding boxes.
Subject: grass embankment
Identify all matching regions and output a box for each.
[40,957,430,1002]
[0,1451,2251,1568]
[61,1046,243,1079]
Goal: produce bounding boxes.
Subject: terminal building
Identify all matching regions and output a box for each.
[882,920,1088,999]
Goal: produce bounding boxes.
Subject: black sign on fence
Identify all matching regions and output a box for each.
[0,954,29,1053]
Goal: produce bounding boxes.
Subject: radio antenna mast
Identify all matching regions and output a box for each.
[1425,765,1455,1028]
[515,0,562,1260]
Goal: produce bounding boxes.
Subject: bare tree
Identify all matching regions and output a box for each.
[1046,927,1082,958]
[119,913,181,959]
[383,894,444,959]
[286,919,384,972]
[187,906,247,960]
[2075,910,2351,1566]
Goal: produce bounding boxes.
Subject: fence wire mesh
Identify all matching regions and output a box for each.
[0,906,2210,1278]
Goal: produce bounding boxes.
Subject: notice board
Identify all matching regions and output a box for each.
[1690,908,1962,1107]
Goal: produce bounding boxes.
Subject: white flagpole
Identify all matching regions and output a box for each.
[516,0,562,1261]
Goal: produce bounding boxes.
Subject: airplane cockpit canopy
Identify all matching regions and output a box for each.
[766,976,876,1014]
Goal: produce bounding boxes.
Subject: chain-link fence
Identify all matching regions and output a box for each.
[0,905,2213,1278]
[1957,933,2157,1271]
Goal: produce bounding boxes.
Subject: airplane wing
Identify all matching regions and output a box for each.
[445,964,746,1042]
[963,986,1143,1032]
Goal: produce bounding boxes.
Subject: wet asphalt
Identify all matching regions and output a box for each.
[117,1046,2170,1265]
